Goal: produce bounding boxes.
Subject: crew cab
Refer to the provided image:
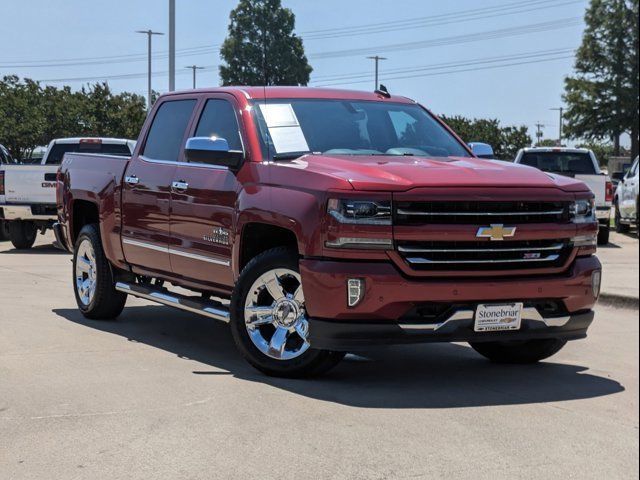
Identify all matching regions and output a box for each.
[614,156,639,233]
[514,147,613,245]
[1,137,135,249]
[56,87,601,377]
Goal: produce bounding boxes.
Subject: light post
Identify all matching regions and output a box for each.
[185,65,205,89]
[366,55,387,90]
[169,0,176,91]
[136,29,164,110]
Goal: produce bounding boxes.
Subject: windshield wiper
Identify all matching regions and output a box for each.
[272,151,312,161]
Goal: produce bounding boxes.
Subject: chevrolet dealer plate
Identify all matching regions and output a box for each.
[474,303,523,332]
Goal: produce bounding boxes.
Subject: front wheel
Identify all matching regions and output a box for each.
[9,220,37,249]
[230,247,344,378]
[73,224,127,320]
[469,338,567,364]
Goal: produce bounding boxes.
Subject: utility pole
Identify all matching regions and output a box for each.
[535,122,545,146]
[169,0,176,91]
[185,65,205,89]
[366,55,387,90]
[550,107,563,146]
[136,29,164,110]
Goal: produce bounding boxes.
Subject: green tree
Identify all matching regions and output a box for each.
[563,0,639,158]
[440,114,532,159]
[0,76,43,160]
[219,0,312,86]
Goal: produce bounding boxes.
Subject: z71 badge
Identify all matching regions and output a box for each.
[203,227,230,245]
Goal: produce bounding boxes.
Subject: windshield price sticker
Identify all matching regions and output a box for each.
[257,103,310,153]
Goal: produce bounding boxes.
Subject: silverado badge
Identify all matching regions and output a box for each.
[203,227,230,245]
[476,224,516,241]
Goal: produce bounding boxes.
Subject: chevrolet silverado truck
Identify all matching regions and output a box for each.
[56,87,602,378]
[515,147,613,245]
[0,137,135,249]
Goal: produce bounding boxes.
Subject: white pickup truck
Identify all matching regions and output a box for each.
[514,147,613,245]
[0,137,135,249]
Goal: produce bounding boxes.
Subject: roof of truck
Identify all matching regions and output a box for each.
[162,86,416,104]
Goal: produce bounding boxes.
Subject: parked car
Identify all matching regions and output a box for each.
[56,87,601,378]
[614,156,639,232]
[514,147,613,245]
[0,137,135,249]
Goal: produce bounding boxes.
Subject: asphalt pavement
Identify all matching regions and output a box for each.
[0,233,638,480]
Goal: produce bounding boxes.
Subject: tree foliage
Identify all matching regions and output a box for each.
[0,76,147,160]
[563,0,639,158]
[219,0,312,86]
[440,114,532,159]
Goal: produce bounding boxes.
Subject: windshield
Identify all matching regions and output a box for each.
[252,99,471,159]
[45,142,132,165]
[520,152,596,175]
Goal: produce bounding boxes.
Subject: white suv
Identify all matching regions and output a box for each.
[614,156,639,233]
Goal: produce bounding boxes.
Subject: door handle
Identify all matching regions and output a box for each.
[172,180,189,192]
[125,175,140,186]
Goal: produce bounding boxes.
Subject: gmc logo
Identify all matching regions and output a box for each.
[41,182,56,188]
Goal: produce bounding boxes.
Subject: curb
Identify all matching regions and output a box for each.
[599,292,639,310]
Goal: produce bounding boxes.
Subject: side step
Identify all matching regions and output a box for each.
[115,282,230,323]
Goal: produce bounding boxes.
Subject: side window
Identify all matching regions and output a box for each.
[194,99,243,152]
[143,99,197,161]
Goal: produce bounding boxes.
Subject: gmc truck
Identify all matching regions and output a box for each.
[0,137,135,249]
[56,87,602,378]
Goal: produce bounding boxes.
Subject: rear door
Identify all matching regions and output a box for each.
[168,95,245,289]
[121,98,197,275]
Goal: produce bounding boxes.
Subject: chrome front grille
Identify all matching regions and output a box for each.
[394,201,571,225]
[396,239,572,271]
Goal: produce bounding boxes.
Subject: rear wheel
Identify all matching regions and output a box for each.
[9,220,37,249]
[73,224,127,320]
[615,201,630,233]
[230,247,344,378]
[469,338,567,364]
[0,220,10,241]
[597,226,610,245]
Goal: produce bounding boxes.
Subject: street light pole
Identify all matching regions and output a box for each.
[366,55,387,90]
[550,107,564,146]
[169,0,176,91]
[185,65,205,89]
[136,29,164,110]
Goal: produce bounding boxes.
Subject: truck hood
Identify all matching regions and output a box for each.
[290,154,589,192]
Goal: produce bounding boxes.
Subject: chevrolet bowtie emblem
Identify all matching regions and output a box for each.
[476,224,516,241]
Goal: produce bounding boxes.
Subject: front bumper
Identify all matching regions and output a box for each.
[300,255,601,350]
[0,204,56,221]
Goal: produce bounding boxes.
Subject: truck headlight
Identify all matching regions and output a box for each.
[570,199,596,224]
[327,199,392,225]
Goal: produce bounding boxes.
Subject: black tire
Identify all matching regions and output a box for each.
[73,224,127,320]
[230,247,345,378]
[597,226,610,245]
[9,220,37,249]
[469,338,567,364]
[0,220,10,241]
[615,201,630,233]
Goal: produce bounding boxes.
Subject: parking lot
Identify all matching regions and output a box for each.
[0,232,637,480]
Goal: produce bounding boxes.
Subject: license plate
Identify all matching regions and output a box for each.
[474,303,523,332]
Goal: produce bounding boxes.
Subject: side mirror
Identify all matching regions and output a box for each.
[468,142,494,159]
[184,137,243,168]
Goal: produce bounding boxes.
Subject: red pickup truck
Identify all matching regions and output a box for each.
[56,87,602,377]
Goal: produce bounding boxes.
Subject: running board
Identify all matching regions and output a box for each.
[115,282,230,323]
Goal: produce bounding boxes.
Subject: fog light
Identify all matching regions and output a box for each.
[592,270,602,299]
[347,278,365,307]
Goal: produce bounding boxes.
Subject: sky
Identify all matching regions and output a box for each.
[0,0,593,143]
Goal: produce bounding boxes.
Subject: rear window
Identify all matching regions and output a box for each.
[520,152,596,175]
[45,142,132,165]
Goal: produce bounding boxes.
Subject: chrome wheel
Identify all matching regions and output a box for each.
[244,268,310,361]
[75,239,97,306]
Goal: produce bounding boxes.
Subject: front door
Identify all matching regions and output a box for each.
[169,96,244,289]
[121,98,197,275]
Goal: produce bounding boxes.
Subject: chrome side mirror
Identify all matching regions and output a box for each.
[468,142,495,159]
[184,137,243,168]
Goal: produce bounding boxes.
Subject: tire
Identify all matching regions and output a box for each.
[0,220,10,241]
[9,220,37,249]
[73,224,127,320]
[469,338,567,364]
[615,201,630,233]
[597,226,610,245]
[229,247,345,378]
